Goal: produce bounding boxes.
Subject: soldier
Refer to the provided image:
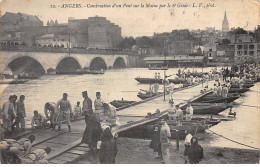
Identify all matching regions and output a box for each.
[44,102,57,130]
[21,147,51,164]
[2,96,16,135]
[56,93,72,132]
[16,95,26,131]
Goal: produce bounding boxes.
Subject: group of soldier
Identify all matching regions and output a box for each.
[0,135,51,164]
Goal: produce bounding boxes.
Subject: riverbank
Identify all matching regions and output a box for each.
[76,137,259,164]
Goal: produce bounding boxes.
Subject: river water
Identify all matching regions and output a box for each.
[1,67,259,149]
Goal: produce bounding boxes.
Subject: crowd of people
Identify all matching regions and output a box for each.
[1,63,259,164]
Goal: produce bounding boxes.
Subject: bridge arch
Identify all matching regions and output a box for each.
[89,57,107,70]
[113,57,126,68]
[7,56,46,75]
[56,57,82,73]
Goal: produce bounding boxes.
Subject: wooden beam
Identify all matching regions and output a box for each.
[47,139,82,160]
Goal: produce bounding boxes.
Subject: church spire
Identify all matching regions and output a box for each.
[222,11,229,32]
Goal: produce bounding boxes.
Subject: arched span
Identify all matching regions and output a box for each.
[56,57,82,73]
[8,56,45,75]
[113,57,126,68]
[89,57,107,70]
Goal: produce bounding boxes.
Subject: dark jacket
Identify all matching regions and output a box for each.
[99,128,118,164]
[149,125,161,153]
[81,113,102,146]
[187,137,204,164]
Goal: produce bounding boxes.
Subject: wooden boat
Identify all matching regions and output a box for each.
[168,78,186,84]
[81,70,105,75]
[230,83,254,89]
[1,74,14,79]
[181,103,232,115]
[228,88,250,93]
[135,77,186,84]
[140,120,212,140]
[110,100,136,108]
[193,93,240,103]
[135,77,163,84]
[148,66,168,70]
[0,79,29,84]
[57,70,105,75]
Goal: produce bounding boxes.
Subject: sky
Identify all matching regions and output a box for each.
[0,0,259,37]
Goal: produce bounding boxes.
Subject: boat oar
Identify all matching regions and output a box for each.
[251,90,260,93]
[121,91,140,92]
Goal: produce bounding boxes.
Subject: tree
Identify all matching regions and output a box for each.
[116,37,136,49]
[136,36,153,47]
[230,27,247,35]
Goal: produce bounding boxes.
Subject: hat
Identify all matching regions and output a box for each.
[96,92,101,96]
[82,91,88,95]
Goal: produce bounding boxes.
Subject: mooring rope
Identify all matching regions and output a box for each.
[197,124,260,150]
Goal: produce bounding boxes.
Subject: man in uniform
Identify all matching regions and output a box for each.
[154,83,159,95]
[217,83,222,96]
[7,135,36,163]
[94,92,105,122]
[21,147,51,164]
[56,93,72,132]
[16,95,26,131]
[222,85,229,98]
[44,102,57,130]
[2,96,16,135]
[175,105,183,126]
[82,91,93,125]
[168,82,174,101]
[167,101,176,121]
[31,110,45,129]
[185,101,193,121]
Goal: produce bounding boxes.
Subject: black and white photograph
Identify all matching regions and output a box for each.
[0,0,259,164]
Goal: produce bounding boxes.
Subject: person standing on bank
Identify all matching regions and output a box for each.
[2,96,16,134]
[56,93,72,132]
[81,109,102,162]
[99,127,118,164]
[184,130,192,164]
[175,105,183,126]
[149,124,162,160]
[11,95,18,131]
[187,137,204,164]
[16,95,26,131]
[82,91,93,125]
[159,120,171,163]
[94,92,104,122]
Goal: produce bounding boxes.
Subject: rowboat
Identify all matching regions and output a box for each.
[140,120,212,140]
[135,77,186,84]
[193,93,240,103]
[0,79,29,84]
[57,70,105,75]
[81,70,105,75]
[230,83,254,89]
[181,103,232,115]
[148,66,168,70]
[110,100,136,108]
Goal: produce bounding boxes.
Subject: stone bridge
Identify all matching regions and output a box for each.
[1,51,134,74]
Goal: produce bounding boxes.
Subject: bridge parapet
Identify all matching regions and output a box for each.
[0,44,137,55]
